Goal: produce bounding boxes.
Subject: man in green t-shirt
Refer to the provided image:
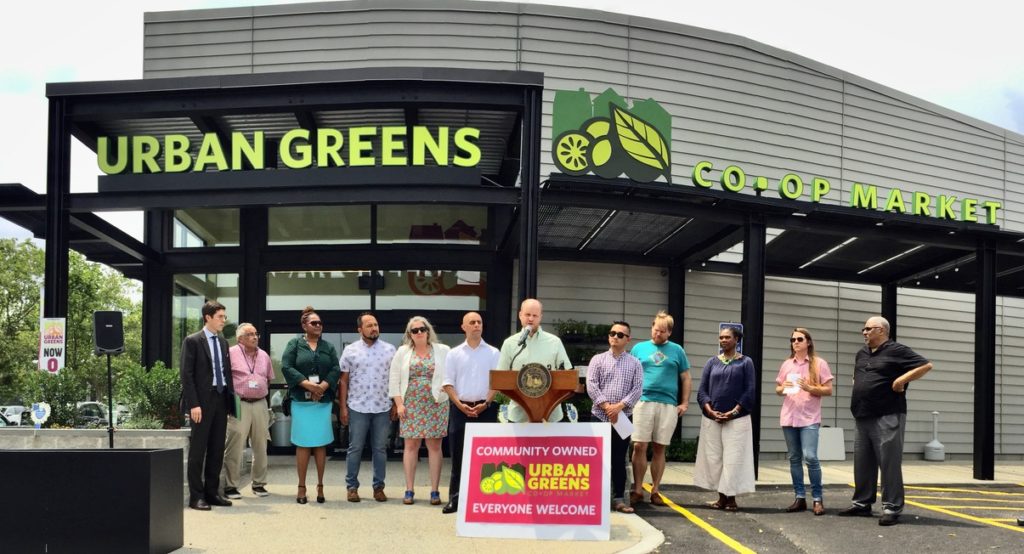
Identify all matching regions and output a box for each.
[629,310,691,507]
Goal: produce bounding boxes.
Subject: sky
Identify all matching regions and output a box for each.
[2,0,1023,241]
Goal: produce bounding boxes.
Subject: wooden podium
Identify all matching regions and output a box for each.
[491,363,578,422]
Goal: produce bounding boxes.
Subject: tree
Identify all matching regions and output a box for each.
[0,239,44,402]
[0,239,142,421]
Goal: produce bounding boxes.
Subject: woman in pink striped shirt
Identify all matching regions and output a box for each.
[774,328,833,516]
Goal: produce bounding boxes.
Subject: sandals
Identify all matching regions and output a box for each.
[613,502,635,514]
[711,494,739,511]
[430,491,442,505]
[296,485,307,505]
[629,491,644,505]
[317,484,325,504]
[710,493,728,509]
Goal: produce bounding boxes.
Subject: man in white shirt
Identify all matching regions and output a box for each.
[440,311,499,514]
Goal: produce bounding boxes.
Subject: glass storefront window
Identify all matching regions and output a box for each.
[377,205,487,245]
[375,269,486,310]
[266,270,372,311]
[268,206,371,245]
[173,208,239,247]
[171,273,239,369]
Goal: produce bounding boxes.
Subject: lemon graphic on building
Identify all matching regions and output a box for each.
[551,88,672,184]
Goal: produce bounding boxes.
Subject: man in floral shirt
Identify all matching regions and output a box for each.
[340,312,397,502]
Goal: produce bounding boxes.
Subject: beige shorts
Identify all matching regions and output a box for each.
[632,400,679,445]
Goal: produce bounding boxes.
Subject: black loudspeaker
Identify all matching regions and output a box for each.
[93,311,125,355]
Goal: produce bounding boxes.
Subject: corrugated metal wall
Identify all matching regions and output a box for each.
[143,0,1024,455]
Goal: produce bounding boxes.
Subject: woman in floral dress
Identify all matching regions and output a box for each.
[389,316,450,505]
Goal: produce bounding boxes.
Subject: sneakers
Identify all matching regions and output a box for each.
[224,487,242,500]
[373,487,387,502]
[252,485,269,497]
[837,504,873,517]
[403,490,415,505]
[347,488,361,503]
[879,512,901,526]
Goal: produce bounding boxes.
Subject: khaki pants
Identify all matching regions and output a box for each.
[224,399,271,489]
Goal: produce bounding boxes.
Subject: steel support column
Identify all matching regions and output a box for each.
[43,97,70,318]
[882,283,898,341]
[517,87,542,303]
[141,209,169,367]
[668,265,685,345]
[973,239,996,480]
[741,216,766,476]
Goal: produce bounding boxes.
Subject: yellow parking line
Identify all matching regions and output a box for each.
[904,499,1024,533]
[904,485,1024,496]
[906,495,1024,503]
[988,518,1018,523]
[921,505,1024,510]
[642,484,755,554]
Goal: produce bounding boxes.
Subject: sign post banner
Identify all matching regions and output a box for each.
[457,422,611,541]
[38,318,66,374]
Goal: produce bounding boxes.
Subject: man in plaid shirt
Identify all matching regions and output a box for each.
[586,320,643,513]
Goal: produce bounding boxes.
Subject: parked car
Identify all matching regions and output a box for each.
[75,402,131,427]
[0,412,12,426]
[0,405,27,426]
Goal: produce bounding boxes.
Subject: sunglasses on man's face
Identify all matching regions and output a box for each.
[307,320,322,327]
[790,337,806,343]
[607,331,629,339]
[410,326,429,335]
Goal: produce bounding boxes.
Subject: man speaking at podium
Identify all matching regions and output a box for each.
[496,298,573,423]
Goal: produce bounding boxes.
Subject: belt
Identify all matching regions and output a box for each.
[240,397,266,403]
[462,400,487,406]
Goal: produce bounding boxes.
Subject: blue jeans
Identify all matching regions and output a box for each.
[783,424,822,501]
[346,409,391,490]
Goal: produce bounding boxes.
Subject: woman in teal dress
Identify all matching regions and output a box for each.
[282,306,340,504]
[389,316,450,505]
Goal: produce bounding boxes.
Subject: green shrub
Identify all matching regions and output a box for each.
[118,361,182,429]
[667,435,698,462]
[19,369,89,427]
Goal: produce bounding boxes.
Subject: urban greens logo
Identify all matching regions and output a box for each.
[551,89,671,183]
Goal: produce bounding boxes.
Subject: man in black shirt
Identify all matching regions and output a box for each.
[838,316,932,526]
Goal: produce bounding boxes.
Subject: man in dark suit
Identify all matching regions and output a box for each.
[180,300,237,511]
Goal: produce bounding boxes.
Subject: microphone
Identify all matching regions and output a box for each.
[516,324,533,346]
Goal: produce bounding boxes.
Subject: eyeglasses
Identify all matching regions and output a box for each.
[608,331,629,339]
[240,333,260,339]
[410,326,429,335]
[307,321,322,327]
[790,337,805,343]
[862,326,881,333]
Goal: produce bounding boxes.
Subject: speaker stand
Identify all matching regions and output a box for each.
[106,353,114,449]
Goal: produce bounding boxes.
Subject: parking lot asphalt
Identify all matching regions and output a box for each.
[177,455,1024,553]
[637,457,1024,553]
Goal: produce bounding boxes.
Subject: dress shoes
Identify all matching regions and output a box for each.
[206,496,233,507]
[189,499,211,511]
[785,498,807,512]
[878,512,901,526]
[837,504,873,517]
[442,496,458,514]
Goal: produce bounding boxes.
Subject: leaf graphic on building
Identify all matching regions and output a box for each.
[612,105,670,174]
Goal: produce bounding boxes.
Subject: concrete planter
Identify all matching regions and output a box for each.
[0,448,183,553]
